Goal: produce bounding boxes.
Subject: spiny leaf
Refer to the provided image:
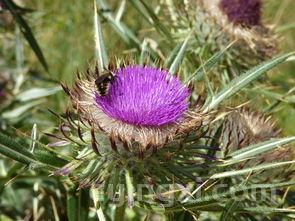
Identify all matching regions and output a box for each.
[34,149,68,168]
[2,100,44,119]
[30,123,37,152]
[185,41,235,84]
[224,137,295,165]
[166,33,191,75]
[220,179,249,221]
[16,87,61,102]
[241,207,295,214]
[139,39,149,65]
[91,188,107,221]
[166,181,295,211]
[130,0,173,40]
[94,0,108,71]
[125,169,134,208]
[213,160,295,179]
[2,0,48,71]
[67,188,90,221]
[96,0,140,47]
[205,52,295,111]
[0,132,36,164]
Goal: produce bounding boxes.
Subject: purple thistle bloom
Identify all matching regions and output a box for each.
[95,66,189,127]
[66,63,208,149]
[219,0,261,27]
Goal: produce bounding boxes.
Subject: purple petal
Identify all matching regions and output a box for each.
[95,65,189,127]
[219,0,261,27]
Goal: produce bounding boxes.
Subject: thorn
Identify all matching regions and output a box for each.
[65,109,76,127]
[152,146,158,154]
[86,68,91,76]
[145,142,153,150]
[59,123,76,144]
[108,61,115,71]
[43,132,67,141]
[109,133,118,152]
[78,114,87,127]
[176,70,181,78]
[191,95,203,110]
[47,109,63,120]
[120,60,126,68]
[61,83,70,95]
[94,177,103,188]
[122,139,130,152]
[91,128,101,156]
[77,123,84,142]
[78,179,90,189]
[75,81,81,89]
[164,136,169,145]
[54,166,71,176]
[77,69,81,80]
[174,128,180,135]
[95,64,100,77]
[187,81,194,92]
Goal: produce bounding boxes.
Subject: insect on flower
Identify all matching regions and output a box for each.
[95,69,115,96]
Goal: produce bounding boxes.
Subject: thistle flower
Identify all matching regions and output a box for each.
[55,62,215,193]
[219,0,261,27]
[220,107,280,153]
[199,0,277,57]
[66,64,208,151]
[220,107,293,168]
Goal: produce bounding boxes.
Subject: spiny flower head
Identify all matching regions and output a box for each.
[64,63,209,150]
[221,107,280,153]
[199,0,277,59]
[218,107,293,180]
[95,66,189,127]
[219,0,261,27]
[56,61,214,191]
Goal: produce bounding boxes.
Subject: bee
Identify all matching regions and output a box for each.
[95,70,115,96]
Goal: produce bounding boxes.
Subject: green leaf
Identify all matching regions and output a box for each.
[16,87,61,102]
[166,33,191,75]
[220,200,241,221]
[34,149,68,168]
[114,0,126,22]
[275,23,295,33]
[185,41,235,84]
[67,188,90,221]
[96,0,140,47]
[91,189,107,221]
[129,0,172,40]
[220,179,249,221]
[114,202,126,221]
[2,100,44,119]
[139,39,149,65]
[241,207,295,214]
[30,123,37,152]
[224,137,295,165]
[0,132,36,164]
[205,52,295,111]
[94,0,108,71]
[213,160,295,179]
[125,169,134,208]
[2,0,48,71]
[167,181,295,211]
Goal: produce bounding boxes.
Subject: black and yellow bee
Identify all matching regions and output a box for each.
[95,70,115,96]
